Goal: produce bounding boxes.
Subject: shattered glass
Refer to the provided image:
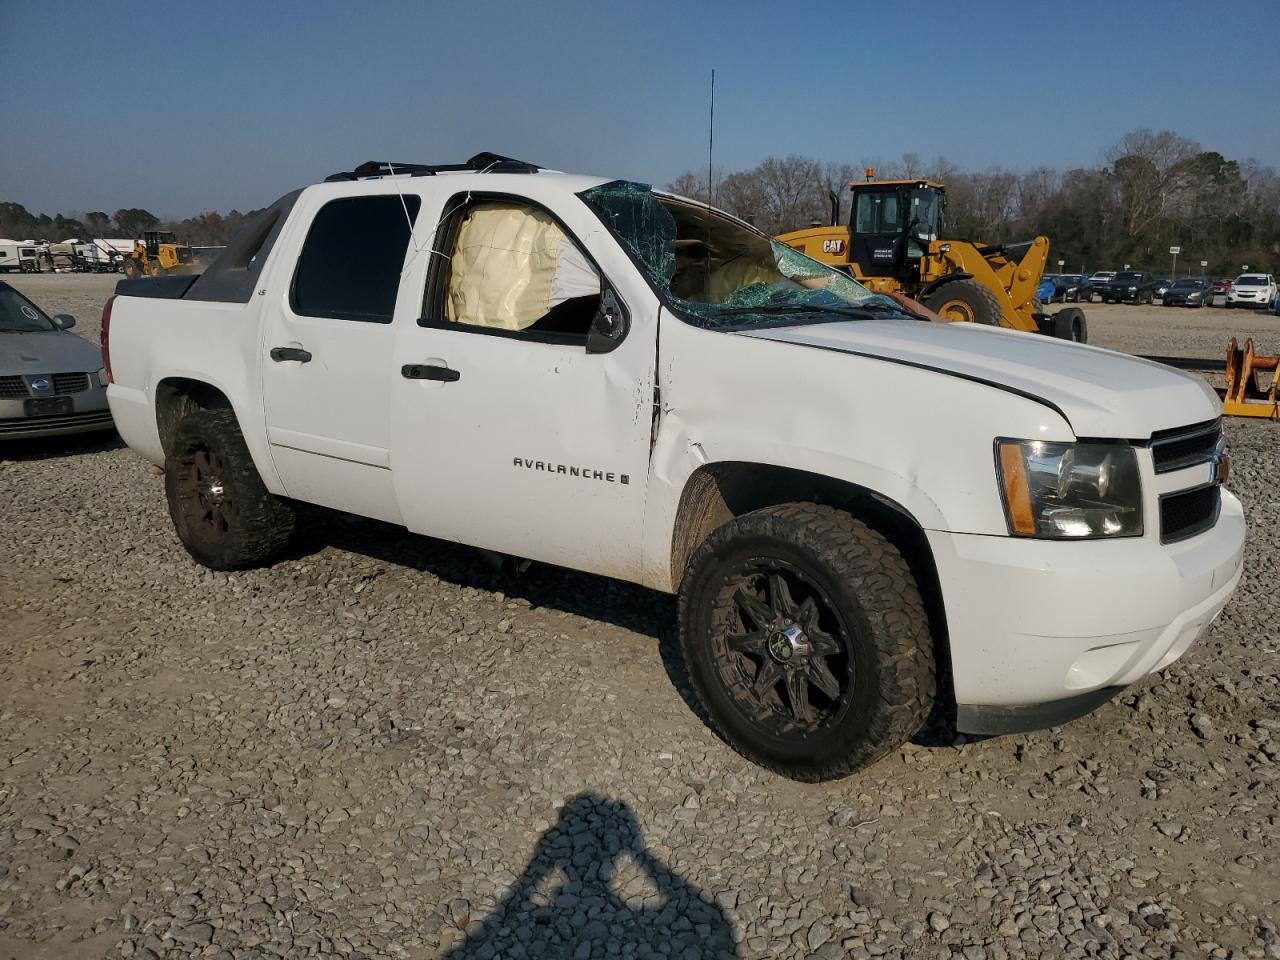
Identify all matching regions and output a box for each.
[580,180,905,329]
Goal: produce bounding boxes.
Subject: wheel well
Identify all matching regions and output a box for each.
[671,462,952,704]
[155,378,233,458]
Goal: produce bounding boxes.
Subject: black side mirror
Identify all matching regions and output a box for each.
[586,288,628,354]
[52,314,76,329]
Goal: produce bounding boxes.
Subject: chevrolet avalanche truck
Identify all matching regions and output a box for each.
[103,154,1246,781]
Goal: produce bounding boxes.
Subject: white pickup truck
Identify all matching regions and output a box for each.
[104,154,1245,781]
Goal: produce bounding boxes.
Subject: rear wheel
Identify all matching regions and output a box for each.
[165,409,296,570]
[922,279,1003,326]
[144,258,162,277]
[678,503,936,781]
[1052,307,1088,342]
[121,257,140,279]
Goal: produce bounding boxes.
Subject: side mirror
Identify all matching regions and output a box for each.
[52,314,76,329]
[586,288,628,354]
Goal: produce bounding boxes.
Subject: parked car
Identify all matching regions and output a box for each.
[102,154,1245,780]
[0,281,114,438]
[1047,274,1091,303]
[1213,278,1233,297]
[1036,276,1056,302]
[1087,271,1116,301]
[1224,273,1278,309]
[1154,278,1172,300]
[1162,277,1215,307]
[1096,271,1160,303]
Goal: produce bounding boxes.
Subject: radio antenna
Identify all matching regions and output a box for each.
[704,68,715,298]
[707,68,715,208]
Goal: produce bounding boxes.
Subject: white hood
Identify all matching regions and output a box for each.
[740,319,1221,438]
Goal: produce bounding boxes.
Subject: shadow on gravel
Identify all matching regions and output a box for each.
[0,428,121,463]
[443,793,739,959]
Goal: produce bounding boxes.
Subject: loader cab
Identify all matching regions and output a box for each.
[141,231,177,257]
[848,179,943,281]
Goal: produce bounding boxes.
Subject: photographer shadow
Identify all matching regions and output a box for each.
[443,793,739,959]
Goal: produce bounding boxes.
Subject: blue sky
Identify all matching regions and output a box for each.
[2,0,1277,218]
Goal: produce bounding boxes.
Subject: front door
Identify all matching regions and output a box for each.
[260,192,421,523]
[390,192,655,582]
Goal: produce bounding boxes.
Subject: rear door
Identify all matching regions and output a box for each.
[259,191,421,523]
[389,190,656,582]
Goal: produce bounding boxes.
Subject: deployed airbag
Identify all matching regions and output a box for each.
[446,202,598,331]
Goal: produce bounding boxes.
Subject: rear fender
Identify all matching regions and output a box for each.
[151,371,284,495]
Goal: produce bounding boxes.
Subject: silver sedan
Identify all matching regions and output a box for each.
[0,281,113,439]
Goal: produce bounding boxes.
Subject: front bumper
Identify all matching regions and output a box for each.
[0,385,114,439]
[928,489,1245,732]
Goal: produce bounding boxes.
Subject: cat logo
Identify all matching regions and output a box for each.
[821,239,846,255]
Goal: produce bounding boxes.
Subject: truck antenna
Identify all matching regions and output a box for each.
[704,68,715,298]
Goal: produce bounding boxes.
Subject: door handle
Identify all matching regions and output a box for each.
[401,364,460,382]
[270,346,312,363]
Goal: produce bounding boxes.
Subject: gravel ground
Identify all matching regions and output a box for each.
[2,275,1278,960]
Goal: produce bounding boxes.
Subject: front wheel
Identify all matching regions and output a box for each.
[922,279,1003,326]
[165,409,296,570]
[678,503,936,781]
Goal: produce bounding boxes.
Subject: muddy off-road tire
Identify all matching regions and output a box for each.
[165,409,296,570]
[678,503,936,781]
[923,279,1003,326]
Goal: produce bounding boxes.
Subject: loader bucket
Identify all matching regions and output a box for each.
[1218,338,1279,419]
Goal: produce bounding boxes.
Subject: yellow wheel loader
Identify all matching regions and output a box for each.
[120,231,195,280]
[777,172,1086,342]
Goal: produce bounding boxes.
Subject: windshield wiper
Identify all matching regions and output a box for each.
[715,303,914,322]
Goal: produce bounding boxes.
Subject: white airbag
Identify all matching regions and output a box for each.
[446,202,599,331]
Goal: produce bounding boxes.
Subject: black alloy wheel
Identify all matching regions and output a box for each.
[710,558,853,737]
[176,445,234,538]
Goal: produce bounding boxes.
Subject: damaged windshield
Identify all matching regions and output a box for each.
[579,181,906,329]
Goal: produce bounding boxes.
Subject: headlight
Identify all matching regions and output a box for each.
[1128,286,1138,292]
[996,439,1143,539]
[97,367,109,387]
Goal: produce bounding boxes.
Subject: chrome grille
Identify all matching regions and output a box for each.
[1149,420,1221,474]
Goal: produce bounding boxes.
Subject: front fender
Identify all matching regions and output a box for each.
[638,315,1072,591]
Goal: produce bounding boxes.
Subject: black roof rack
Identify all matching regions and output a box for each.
[324,152,540,182]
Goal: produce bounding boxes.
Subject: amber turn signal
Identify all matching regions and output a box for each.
[998,441,1037,536]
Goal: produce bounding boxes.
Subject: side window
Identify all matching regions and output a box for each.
[292,195,420,323]
[854,194,876,234]
[430,199,601,340]
[880,194,901,230]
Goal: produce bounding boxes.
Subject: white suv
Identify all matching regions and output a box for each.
[102,154,1245,780]
[1087,271,1116,302]
[1225,273,1277,309]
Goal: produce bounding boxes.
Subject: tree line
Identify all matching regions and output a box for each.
[669,129,1280,277]
[0,203,265,249]
[3,128,1277,276]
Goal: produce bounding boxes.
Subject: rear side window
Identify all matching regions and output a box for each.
[292,195,421,322]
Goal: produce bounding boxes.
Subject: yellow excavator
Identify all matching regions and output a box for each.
[120,231,194,279]
[777,170,1086,342]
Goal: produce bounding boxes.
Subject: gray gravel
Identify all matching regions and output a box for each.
[2,275,1278,960]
